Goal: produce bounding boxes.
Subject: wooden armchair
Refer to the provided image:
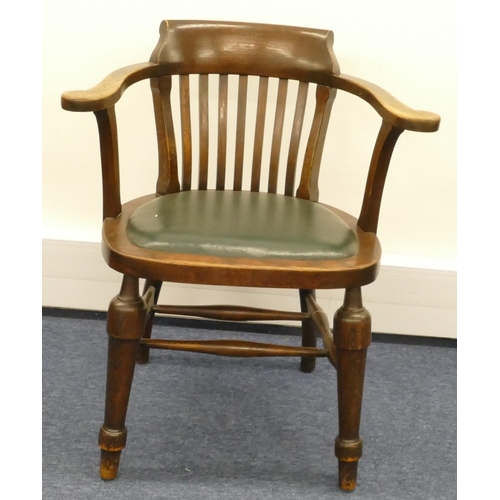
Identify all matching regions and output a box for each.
[61,20,440,491]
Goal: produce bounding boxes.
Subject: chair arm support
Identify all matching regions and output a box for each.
[357,121,403,233]
[95,107,121,219]
[61,62,164,112]
[331,74,440,133]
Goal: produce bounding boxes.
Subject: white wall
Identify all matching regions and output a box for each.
[42,1,456,337]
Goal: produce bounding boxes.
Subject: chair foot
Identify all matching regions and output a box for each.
[300,357,316,373]
[136,348,150,365]
[100,450,122,480]
[338,460,358,491]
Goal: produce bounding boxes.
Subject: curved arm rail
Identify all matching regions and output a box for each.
[61,62,164,112]
[331,73,440,132]
[61,63,441,135]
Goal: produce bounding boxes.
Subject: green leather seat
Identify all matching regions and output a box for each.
[126,191,359,260]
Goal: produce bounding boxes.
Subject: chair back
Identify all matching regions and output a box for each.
[149,20,340,201]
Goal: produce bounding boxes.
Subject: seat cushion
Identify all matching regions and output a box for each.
[126,191,359,260]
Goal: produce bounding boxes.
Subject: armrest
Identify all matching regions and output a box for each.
[61,62,165,112]
[331,73,440,132]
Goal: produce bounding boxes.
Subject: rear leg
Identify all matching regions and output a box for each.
[137,280,163,365]
[299,289,317,373]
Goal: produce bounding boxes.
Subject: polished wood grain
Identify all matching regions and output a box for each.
[331,73,440,132]
[334,287,371,491]
[285,81,309,196]
[296,85,336,201]
[358,121,404,233]
[62,65,439,134]
[217,75,229,190]
[153,304,309,322]
[251,77,269,192]
[268,79,288,194]
[299,289,318,373]
[151,78,171,195]
[141,338,328,358]
[137,279,162,365]
[99,275,147,480]
[61,62,162,112]
[198,74,209,190]
[179,75,192,191]
[62,19,440,492]
[233,75,248,191]
[94,107,121,219]
[304,291,337,368]
[149,20,340,83]
[151,77,180,195]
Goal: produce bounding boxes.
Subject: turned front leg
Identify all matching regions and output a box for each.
[333,287,371,491]
[99,275,148,480]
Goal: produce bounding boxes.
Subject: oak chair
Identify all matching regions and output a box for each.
[61,20,440,492]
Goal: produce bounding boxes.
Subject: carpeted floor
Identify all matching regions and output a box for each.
[43,314,456,499]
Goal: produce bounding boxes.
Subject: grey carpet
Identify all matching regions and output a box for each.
[43,315,456,499]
